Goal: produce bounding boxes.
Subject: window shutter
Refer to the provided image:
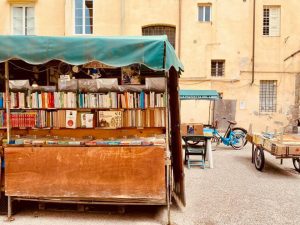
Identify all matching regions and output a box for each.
[26,7,35,35]
[198,6,204,21]
[13,7,23,35]
[269,7,280,36]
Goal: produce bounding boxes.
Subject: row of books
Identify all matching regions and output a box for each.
[6,91,166,109]
[0,109,166,129]
[7,134,166,146]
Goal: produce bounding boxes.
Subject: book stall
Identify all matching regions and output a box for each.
[0,35,185,223]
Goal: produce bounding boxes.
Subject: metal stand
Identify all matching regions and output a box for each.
[252,144,255,163]
[6,196,14,221]
[166,160,171,225]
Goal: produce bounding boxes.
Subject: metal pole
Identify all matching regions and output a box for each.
[165,72,172,225]
[251,0,256,85]
[7,196,12,221]
[5,61,11,143]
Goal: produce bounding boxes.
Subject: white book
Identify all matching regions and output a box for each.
[66,110,77,128]
[38,93,42,109]
[85,113,94,128]
[80,113,86,127]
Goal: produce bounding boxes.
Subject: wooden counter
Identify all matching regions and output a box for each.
[4,146,166,204]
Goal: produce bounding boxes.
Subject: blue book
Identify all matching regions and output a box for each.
[140,91,145,109]
[0,93,3,108]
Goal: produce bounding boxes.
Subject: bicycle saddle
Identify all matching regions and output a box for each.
[227,120,237,125]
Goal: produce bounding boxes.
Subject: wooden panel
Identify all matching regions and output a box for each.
[169,68,185,206]
[5,146,166,204]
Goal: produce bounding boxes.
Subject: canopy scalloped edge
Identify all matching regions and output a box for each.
[0,35,184,72]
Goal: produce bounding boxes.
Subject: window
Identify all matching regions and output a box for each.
[75,0,93,34]
[263,6,280,36]
[12,6,35,35]
[211,60,225,77]
[198,5,211,22]
[259,80,277,112]
[142,25,176,48]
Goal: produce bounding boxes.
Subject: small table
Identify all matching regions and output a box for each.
[182,135,214,169]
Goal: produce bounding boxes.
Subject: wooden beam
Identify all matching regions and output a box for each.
[5,61,10,143]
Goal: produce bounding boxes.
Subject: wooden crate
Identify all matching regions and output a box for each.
[5,146,166,204]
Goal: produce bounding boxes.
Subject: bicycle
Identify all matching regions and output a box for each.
[211,119,248,150]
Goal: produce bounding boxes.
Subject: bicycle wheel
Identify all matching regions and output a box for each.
[230,132,245,150]
[292,158,300,173]
[229,127,248,147]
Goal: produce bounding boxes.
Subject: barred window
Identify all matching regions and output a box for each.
[142,25,176,48]
[259,80,277,112]
[211,60,225,77]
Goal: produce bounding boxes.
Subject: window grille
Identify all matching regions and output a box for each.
[259,80,277,112]
[263,6,280,36]
[211,60,225,77]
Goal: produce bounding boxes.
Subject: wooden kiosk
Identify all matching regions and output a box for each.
[0,35,185,223]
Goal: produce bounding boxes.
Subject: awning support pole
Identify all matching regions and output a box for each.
[165,71,172,225]
[5,61,11,143]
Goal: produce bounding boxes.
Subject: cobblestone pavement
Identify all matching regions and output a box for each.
[1,144,300,225]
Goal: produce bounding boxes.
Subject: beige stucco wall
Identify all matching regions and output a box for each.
[0,0,300,132]
[179,0,300,132]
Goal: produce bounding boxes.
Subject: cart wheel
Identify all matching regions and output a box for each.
[292,158,300,173]
[254,147,265,171]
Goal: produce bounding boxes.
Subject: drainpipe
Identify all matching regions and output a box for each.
[178,0,182,58]
[251,0,256,85]
[120,0,125,35]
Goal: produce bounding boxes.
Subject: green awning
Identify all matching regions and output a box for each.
[180,90,219,100]
[0,35,183,72]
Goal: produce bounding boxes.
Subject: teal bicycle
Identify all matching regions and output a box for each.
[211,119,247,150]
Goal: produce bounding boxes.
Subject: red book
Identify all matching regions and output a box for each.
[51,92,54,108]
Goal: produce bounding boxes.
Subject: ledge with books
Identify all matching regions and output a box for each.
[3,134,166,146]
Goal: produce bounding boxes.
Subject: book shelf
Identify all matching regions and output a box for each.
[0,36,185,222]
[1,89,167,130]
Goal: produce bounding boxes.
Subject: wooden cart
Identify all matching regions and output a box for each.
[247,133,300,172]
